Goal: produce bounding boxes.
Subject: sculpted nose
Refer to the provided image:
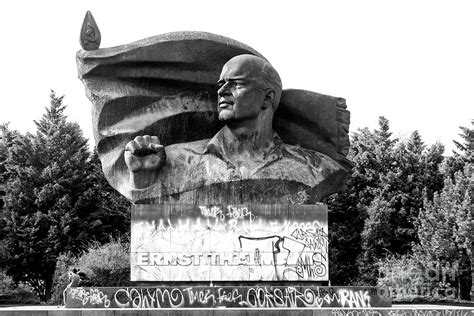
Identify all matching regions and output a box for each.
[217,82,230,97]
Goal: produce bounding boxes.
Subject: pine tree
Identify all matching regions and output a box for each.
[328,117,445,285]
[359,129,445,284]
[327,117,398,284]
[444,123,473,181]
[417,169,472,258]
[453,122,473,160]
[0,127,6,210]
[416,165,473,298]
[1,91,130,301]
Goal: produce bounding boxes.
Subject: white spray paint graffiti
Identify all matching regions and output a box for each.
[69,288,111,307]
[68,286,386,309]
[131,204,328,281]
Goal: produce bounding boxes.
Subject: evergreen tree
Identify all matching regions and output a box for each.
[327,117,397,284]
[452,122,473,160]
[444,123,473,181]
[0,128,6,210]
[0,126,8,266]
[328,118,445,285]
[0,91,129,301]
[87,150,131,236]
[417,168,472,259]
[416,165,473,298]
[359,130,444,284]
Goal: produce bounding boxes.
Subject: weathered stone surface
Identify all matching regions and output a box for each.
[125,132,348,204]
[76,33,351,204]
[276,89,351,169]
[131,204,328,282]
[6,307,474,315]
[66,286,391,308]
[80,11,101,50]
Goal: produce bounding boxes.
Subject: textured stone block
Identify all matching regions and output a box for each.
[131,204,328,282]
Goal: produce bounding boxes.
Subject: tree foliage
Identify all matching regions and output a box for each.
[443,123,473,181]
[452,122,473,159]
[416,166,472,261]
[328,117,446,285]
[0,91,130,301]
[415,164,473,299]
[50,239,131,304]
[327,117,397,284]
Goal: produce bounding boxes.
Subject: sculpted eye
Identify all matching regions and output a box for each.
[217,80,245,89]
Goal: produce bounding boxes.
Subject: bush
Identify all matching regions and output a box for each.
[393,295,474,306]
[49,253,76,305]
[50,239,131,305]
[76,239,131,287]
[0,271,40,305]
[377,253,464,300]
[377,254,426,299]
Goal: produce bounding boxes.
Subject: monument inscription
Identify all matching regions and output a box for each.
[131,204,328,281]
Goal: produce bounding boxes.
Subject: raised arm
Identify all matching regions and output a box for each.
[124,135,166,189]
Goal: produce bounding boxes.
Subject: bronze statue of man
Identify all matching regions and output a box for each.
[122,54,348,204]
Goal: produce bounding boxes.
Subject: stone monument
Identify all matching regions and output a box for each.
[67,11,391,310]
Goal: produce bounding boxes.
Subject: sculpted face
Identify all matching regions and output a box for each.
[217,55,267,124]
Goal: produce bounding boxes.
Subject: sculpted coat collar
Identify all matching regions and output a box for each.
[204,126,283,173]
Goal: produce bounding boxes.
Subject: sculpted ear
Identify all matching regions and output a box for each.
[262,89,275,110]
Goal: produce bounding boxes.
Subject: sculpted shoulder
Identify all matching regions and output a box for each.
[256,143,349,188]
[163,139,209,166]
[126,139,349,204]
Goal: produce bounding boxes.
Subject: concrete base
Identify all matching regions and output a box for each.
[0,306,473,316]
[65,286,391,309]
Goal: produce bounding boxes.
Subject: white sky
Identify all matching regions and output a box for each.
[0,0,472,154]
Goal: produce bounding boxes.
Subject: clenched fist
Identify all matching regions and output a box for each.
[124,135,166,188]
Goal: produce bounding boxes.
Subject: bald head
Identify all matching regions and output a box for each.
[221,55,282,110]
[216,54,281,146]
